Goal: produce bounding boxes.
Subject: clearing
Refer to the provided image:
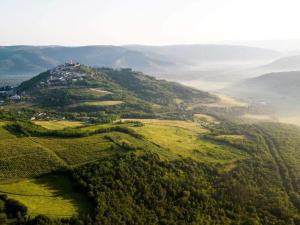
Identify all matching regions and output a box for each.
[31,133,118,165]
[79,100,124,106]
[33,120,84,130]
[0,174,90,218]
[0,122,63,180]
[123,119,207,133]
[129,120,246,164]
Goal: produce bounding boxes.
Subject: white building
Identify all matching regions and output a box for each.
[10,95,21,101]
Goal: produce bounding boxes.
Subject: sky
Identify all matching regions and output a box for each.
[1,0,300,46]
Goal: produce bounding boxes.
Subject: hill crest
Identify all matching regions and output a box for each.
[16,63,216,118]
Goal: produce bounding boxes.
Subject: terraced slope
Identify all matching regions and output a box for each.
[0,119,246,180]
[0,123,64,180]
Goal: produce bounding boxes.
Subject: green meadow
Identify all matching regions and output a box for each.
[0,118,246,180]
[78,100,124,107]
[0,174,90,218]
[33,120,84,130]
[129,119,246,164]
[0,123,63,180]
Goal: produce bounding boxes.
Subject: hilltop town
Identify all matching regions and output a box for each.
[0,61,84,104]
[40,61,84,87]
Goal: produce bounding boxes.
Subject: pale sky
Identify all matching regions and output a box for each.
[1,0,300,46]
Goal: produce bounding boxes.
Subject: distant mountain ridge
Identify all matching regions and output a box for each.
[262,54,300,71]
[0,45,281,77]
[126,44,280,64]
[227,71,300,113]
[0,45,174,75]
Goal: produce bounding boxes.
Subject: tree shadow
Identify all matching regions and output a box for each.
[32,173,92,217]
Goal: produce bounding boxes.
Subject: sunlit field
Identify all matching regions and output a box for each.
[0,174,90,218]
[33,120,84,130]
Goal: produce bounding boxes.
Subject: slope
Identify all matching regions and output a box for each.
[16,63,216,118]
[69,121,300,225]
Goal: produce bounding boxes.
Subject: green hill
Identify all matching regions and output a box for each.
[16,63,215,119]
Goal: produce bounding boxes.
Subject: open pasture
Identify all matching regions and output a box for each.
[79,100,124,107]
[124,119,207,133]
[0,174,90,218]
[31,133,118,166]
[33,120,84,130]
[0,123,64,180]
[131,121,246,164]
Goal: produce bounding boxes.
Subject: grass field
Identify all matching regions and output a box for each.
[78,123,120,132]
[124,119,207,133]
[31,133,118,166]
[0,121,143,179]
[213,135,245,141]
[0,174,90,218]
[33,120,84,130]
[79,100,124,106]
[89,88,112,95]
[0,123,64,180]
[130,121,246,164]
[0,118,246,177]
